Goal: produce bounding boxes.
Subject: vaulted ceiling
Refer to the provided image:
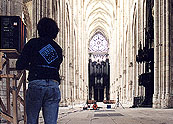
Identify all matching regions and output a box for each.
[84,0,116,41]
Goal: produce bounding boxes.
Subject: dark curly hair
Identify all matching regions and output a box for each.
[37,17,60,39]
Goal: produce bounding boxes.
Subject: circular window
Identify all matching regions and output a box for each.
[89,33,108,53]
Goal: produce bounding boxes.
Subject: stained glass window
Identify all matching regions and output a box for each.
[89,33,108,53]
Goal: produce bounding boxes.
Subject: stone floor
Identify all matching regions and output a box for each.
[7,103,171,124]
[58,106,173,124]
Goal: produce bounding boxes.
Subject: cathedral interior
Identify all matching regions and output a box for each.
[0,0,173,122]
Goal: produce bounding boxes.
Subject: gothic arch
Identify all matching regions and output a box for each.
[88,31,110,102]
[89,32,108,53]
[88,17,109,30]
[86,7,112,22]
[88,26,109,57]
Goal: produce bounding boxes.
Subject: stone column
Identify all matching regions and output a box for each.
[62,0,67,106]
[32,0,37,37]
[42,0,47,17]
[161,0,166,108]
[49,0,53,18]
[153,0,160,108]
[104,87,106,100]
[165,0,170,107]
[6,0,11,15]
[1,0,6,15]
[92,86,94,100]
[46,0,50,17]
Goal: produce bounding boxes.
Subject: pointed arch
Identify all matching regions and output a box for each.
[89,32,108,53]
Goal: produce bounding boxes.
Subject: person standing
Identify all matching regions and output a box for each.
[16,17,63,124]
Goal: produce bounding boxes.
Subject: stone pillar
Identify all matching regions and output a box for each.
[6,0,10,15]
[153,0,160,108]
[49,0,53,18]
[92,86,94,100]
[43,0,47,17]
[32,0,37,37]
[165,0,171,107]
[104,87,106,100]
[161,0,166,108]
[46,0,50,17]
[61,0,67,106]
[1,0,6,15]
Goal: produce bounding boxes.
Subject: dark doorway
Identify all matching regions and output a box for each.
[88,59,110,102]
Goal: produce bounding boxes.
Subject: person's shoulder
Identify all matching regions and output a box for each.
[26,38,39,44]
[29,38,40,42]
[52,40,62,50]
[27,38,42,46]
[23,38,40,50]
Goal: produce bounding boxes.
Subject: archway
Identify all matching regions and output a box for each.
[88,32,110,102]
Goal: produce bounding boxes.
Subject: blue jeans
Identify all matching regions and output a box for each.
[26,80,61,124]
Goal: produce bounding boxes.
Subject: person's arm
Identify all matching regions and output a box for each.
[16,42,31,70]
[59,48,63,64]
